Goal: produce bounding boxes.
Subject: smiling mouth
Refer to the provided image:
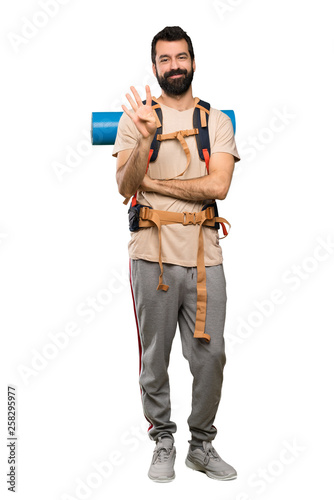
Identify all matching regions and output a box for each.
[169,74,184,79]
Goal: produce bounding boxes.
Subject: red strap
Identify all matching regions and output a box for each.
[146,148,154,173]
[131,148,154,207]
[203,148,210,174]
[131,192,137,207]
[220,222,228,236]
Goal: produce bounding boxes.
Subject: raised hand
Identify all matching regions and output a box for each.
[122,85,157,139]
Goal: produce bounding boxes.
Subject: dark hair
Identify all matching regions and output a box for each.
[151,26,195,65]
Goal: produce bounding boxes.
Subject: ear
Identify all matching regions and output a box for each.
[152,63,157,77]
[192,59,196,72]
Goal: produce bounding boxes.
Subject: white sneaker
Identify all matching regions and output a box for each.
[148,436,176,482]
[185,441,237,480]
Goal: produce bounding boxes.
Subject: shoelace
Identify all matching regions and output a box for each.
[153,446,172,464]
[203,444,220,466]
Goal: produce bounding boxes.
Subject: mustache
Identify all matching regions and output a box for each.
[164,69,187,78]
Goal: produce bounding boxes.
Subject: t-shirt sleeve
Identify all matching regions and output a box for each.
[210,110,241,162]
[112,112,141,158]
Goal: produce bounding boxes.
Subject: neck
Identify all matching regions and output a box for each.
[156,87,196,111]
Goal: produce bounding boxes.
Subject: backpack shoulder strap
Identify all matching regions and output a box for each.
[193,99,211,172]
[143,99,162,162]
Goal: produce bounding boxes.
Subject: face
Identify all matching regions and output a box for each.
[153,39,196,96]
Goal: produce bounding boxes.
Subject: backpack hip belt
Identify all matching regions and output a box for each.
[137,204,230,343]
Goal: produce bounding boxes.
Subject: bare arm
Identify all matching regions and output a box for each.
[139,152,235,201]
[115,85,157,200]
[116,137,153,199]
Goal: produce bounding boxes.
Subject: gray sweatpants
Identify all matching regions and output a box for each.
[129,258,227,446]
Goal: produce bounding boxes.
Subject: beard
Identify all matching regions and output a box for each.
[155,66,194,96]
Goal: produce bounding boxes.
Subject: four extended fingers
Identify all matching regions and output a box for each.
[122,85,153,118]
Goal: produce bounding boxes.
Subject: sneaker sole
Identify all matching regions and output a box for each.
[148,472,175,483]
[185,458,237,481]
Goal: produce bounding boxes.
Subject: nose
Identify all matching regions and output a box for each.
[170,57,179,70]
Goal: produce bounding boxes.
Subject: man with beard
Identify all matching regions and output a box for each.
[113,26,240,482]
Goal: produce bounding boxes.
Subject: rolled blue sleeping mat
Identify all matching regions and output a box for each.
[91,110,236,145]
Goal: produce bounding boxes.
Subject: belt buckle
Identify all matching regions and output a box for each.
[140,206,149,220]
[207,206,215,219]
[183,212,196,225]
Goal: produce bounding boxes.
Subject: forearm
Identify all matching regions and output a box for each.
[116,136,153,199]
[148,174,228,201]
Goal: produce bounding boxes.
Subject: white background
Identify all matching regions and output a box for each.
[1,0,333,498]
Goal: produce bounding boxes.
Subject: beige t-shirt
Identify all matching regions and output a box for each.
[112,98,240,267]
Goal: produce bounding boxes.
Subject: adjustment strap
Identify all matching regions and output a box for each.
[139,207,169,292]
[195,100,210,128]
[193,219,211,343]
[152,106,162,128]
[203,216,231,238]
[200,109,207,127]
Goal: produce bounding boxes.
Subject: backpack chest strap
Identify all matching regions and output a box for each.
[156,128,199,180]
